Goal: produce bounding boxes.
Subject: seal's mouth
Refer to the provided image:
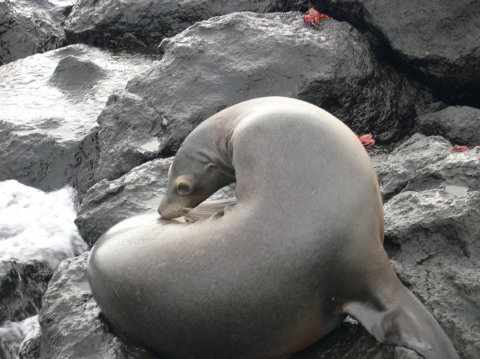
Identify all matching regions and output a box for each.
[159,206,189,220]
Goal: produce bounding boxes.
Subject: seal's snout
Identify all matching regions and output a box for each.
[158,201,187,220]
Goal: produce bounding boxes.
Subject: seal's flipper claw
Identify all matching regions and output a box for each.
[343,285,459,359]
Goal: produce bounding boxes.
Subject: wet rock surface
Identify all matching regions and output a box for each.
[308,0,480,103]
[416,106,480,147]
[123,11,432,154]
[76,157,235,246]
[0,261,52,324]
[36,253,156,359]
[0,44,156,193]
[0,0,72,65]
[63,0,282,51]
[1,1,480,358]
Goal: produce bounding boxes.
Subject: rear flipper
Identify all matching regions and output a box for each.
[344,284,459,359]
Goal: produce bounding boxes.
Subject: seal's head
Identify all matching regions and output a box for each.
[158,147,234,220]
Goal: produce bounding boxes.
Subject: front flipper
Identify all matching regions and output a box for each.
[343,284,459,359]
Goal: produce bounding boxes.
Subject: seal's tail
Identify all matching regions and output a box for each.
[343,281,459,359]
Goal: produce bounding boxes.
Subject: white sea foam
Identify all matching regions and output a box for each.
[0,180,87,269]
[0,315,40,359]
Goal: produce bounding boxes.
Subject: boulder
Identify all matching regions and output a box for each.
[102,11,433,167]
[76,157,235,246]
[0,261,52,324]
[0,0,72,65]
[308,0,480,103]
[0,44,156,193]
[63,0,282,51]
[37,253,157,359]
[416,106,480,147]
[385,189,480,359]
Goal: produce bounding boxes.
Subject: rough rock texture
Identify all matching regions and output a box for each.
[308,0,480,103]
[0,0,72,65]
[63,0,282,51]
[18,331,41,359]
[371,134,453,200]
[0,44,156,193]
[416,106,480,147]
[0,316,40,359]
[370,135,480,359]
[106,11,433,164]
[37,253,157,359]
[385,190,480,359]
[76,157,235,246]
[0,261,52,324]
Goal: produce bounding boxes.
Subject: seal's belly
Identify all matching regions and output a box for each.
[88,213,346,359]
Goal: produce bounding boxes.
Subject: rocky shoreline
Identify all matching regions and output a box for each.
[0,0,479,358]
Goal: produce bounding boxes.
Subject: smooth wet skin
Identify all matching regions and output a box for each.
[88,97,459,359]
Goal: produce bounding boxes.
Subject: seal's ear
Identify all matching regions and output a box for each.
[205,163,218,172]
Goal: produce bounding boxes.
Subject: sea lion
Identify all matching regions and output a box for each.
[88,97,459,359]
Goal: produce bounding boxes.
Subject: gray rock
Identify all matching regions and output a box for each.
[113,11,433,160]
[0,316,40,359]
[37,253,156,359]
[0,44,156,193]
[308,0,480,102]
[76,157,235,246]
[371,133,453,200]
[416,106,480,147]
[63,0,282,51]
[0,0,71,65]
[93,92,165,183]
[18,329,41,359]
[0,261,52,324]
[385,190,480,359]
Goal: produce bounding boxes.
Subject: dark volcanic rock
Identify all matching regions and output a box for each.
[63,0,282,51]
[0,261,52,324]
[385,190,480,359]
[18,328,41,359]
[0,44,155,193]
[0,316,40,359]
[37,253,157,359]
[111,11,433,160]
[93,92,165,183]
[371,134,453,200]
[372,133,480,200]
[416,106,480,147]
[0,0,71,65]
[371,135,480,358]
[48,56,106,92]
[77,157,235,246]
[309,0,480,103]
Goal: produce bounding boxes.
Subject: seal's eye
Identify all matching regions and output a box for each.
[176,182,192,195]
